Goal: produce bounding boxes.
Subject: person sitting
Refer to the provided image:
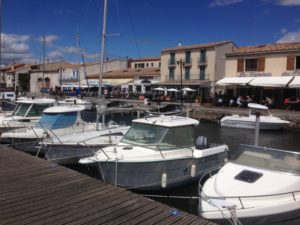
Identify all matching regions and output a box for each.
[236,96,242,108]
[262,97,272,108]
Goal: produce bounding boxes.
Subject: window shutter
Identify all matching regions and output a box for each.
[237,59,244,72]
[287,55,295,70]
[257,57,265,71]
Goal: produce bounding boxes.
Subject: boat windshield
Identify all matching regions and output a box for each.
[35,112,77,129]
[14,103,52,117]
[231,145,300,175]
[250,109,270,117]
[121,123,195,150]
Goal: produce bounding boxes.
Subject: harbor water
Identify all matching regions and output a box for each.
[72,112,300,216]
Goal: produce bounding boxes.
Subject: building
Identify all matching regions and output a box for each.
[160,41,236,102]
[128,57,161,69]
[220,42,300,107]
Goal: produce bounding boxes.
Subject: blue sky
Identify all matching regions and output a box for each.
[2,0,300,65]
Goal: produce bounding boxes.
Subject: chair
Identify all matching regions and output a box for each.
[195,136,208,150]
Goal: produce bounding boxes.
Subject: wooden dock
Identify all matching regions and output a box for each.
[0,146,216,225]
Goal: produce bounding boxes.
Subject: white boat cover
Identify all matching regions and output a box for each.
[216,77,256,86]
[288,76,300,88]
[249,76,294,87]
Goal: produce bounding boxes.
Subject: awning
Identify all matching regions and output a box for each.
[288,76,300,88]
[249,76,294,87]
[216,77,256,86]
[103,79,133,86]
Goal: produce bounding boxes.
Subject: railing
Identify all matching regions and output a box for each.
[198,57,207,65]
[168,59,176,66]
[183,59,192,66]
[198,168,300,211]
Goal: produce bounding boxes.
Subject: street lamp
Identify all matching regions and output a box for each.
[176,59,184,105]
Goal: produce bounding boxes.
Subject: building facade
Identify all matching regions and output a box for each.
[222,42,300,107]
[160,41,236,102]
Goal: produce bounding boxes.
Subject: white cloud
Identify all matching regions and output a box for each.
[210,0,243,7]
[1,33,33,64]
[48,50,63,58]
[276,0,300,6]
[37,35,59,46]
[277,28,300,43]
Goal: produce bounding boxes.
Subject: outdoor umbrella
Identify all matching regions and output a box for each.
[153,87,165,91]
[182,87,196,92]
[167,88,180,92]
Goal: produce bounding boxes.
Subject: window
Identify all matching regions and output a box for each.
[169,67,175,80]
[170,53,175,65]
[200,50,206,62]
[185,51,191,64]
[296,56,300,69]
[200,66,205,80]
[245,58,258,71]
[151,63,154,67]
[185,67,190,80]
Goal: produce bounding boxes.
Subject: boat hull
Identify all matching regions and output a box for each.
[205,208,300,225]
[43,144,104,165]
[1,137,42,153]
[220,118,287,130]
[85,151,227,190]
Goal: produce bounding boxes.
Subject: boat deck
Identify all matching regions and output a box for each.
[0,145,216,225]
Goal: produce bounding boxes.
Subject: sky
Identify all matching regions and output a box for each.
[2,0,300,65]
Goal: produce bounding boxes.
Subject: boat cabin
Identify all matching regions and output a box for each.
[35,105,85,130]
[121,116,199,150]
[12,98,56,118]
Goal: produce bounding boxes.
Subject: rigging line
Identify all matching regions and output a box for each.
[124,0,141,58]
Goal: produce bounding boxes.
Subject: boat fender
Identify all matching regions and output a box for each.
[161,172,167,188]
[191,164,196,177]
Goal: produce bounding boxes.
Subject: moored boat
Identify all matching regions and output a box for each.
[79,115,229,190]
[0,98,56,133]
[199,144,300,225]
[220,103,289,130]
[1,105,96,152]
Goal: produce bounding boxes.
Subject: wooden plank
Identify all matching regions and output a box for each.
[46,191,137,225]
[0,184,116,224]
[103,201,161,225]
[0,146,215,225]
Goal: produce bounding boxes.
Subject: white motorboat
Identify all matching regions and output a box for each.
[1,105,97,152]
[200,144,300,225]
[220,103,289,130]
[58,97,92,110]
[40,123,130,165]
[0,98,56,132]
[79,115,229,190]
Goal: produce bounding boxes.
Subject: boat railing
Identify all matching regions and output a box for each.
[198,168,300,211]
[94,144,195,161]
[201,190,300,211]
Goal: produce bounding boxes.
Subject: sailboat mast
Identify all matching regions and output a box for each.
[98,0,107,98]
[96,0,107,130]
[42,35,45,93]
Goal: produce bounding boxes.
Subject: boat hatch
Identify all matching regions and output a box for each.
[234,170,263,183]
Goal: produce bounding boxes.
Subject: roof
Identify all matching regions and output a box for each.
[227,42,300,56]
[128,57,161,62]
[161,40,235,53]
[44,105,85,113]
[132,115,199,127]
[87,67,160,79]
